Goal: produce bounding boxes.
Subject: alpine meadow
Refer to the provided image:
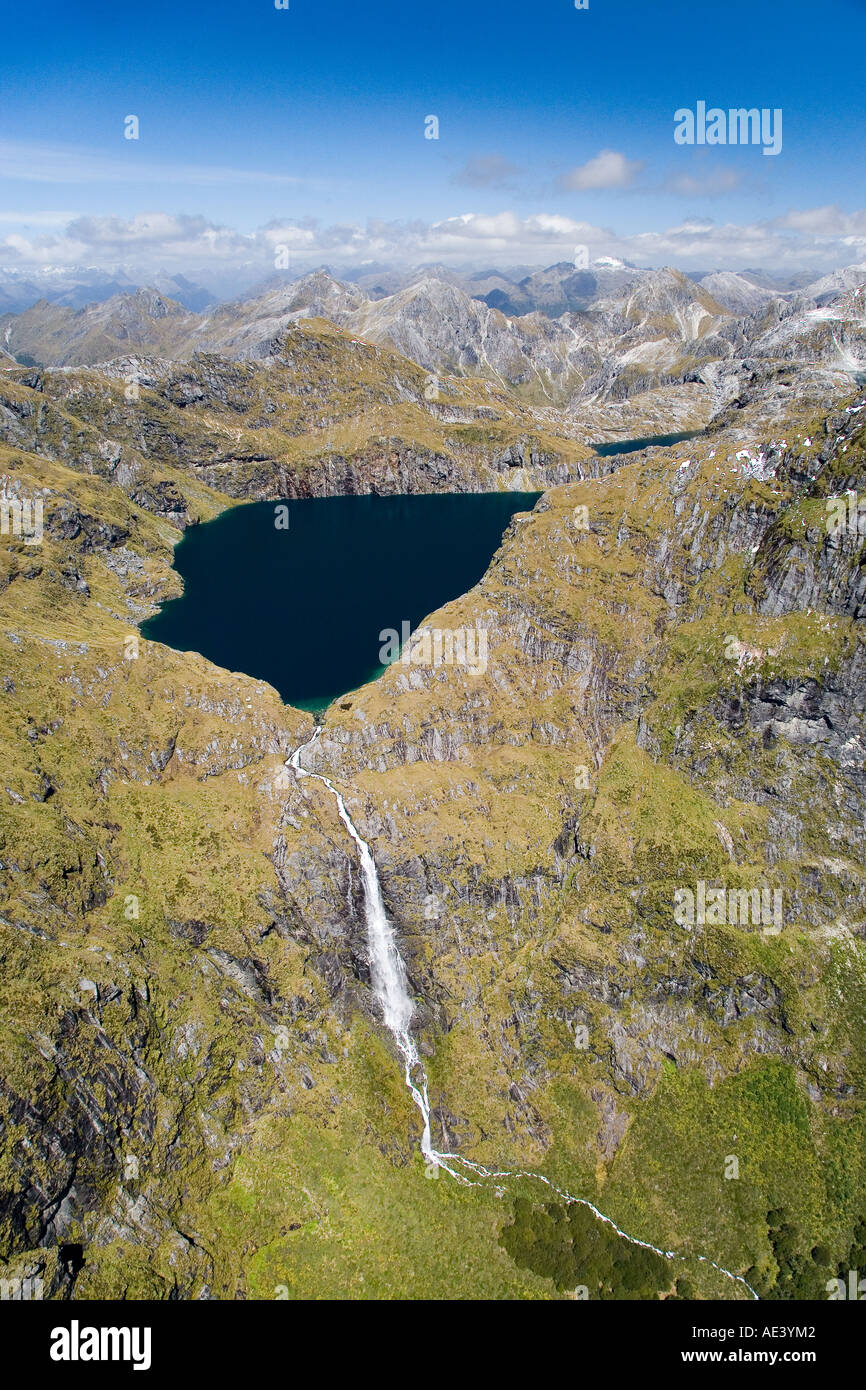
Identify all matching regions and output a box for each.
[1,0,865,1355]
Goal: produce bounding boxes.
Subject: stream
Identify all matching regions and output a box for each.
[287,728,759,1299]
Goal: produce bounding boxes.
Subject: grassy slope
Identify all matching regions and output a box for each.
[1,384,864,1300]
[315,395,866,1294]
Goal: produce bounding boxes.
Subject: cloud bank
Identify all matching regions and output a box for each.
[2,205,866,280]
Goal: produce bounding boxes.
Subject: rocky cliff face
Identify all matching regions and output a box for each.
[0,322,597,513]
[1,304,865,1299]
[293,383,866,1285]
[6,262,863,423]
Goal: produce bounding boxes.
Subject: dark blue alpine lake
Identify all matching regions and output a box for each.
[142,491,541,712]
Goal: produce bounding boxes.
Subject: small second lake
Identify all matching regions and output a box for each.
[592,429,704,457]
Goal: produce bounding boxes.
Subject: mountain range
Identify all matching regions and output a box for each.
[1,255,866,1301]
[3,261,864,445]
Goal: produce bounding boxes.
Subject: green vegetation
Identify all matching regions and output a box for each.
[500,1195,675,1299]
[752,1208,834,1300]
[1,329,864,1299]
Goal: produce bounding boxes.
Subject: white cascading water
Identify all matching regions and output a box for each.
[287,727,758,1299]
[288,727,452,1172]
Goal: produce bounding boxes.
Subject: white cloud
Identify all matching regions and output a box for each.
[2,206,866,278]
[777,205,866,236]
[0,212,255,269]
[68,213,231,246]
[559,150,644,191]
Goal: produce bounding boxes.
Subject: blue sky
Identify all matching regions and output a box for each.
[1,0,865,277]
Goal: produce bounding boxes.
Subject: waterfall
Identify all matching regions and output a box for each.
[286,727,758,1299]
[288,727,442,1168]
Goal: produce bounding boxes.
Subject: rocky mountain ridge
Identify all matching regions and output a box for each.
[4,263,864,427]
[1,280,865,1300]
